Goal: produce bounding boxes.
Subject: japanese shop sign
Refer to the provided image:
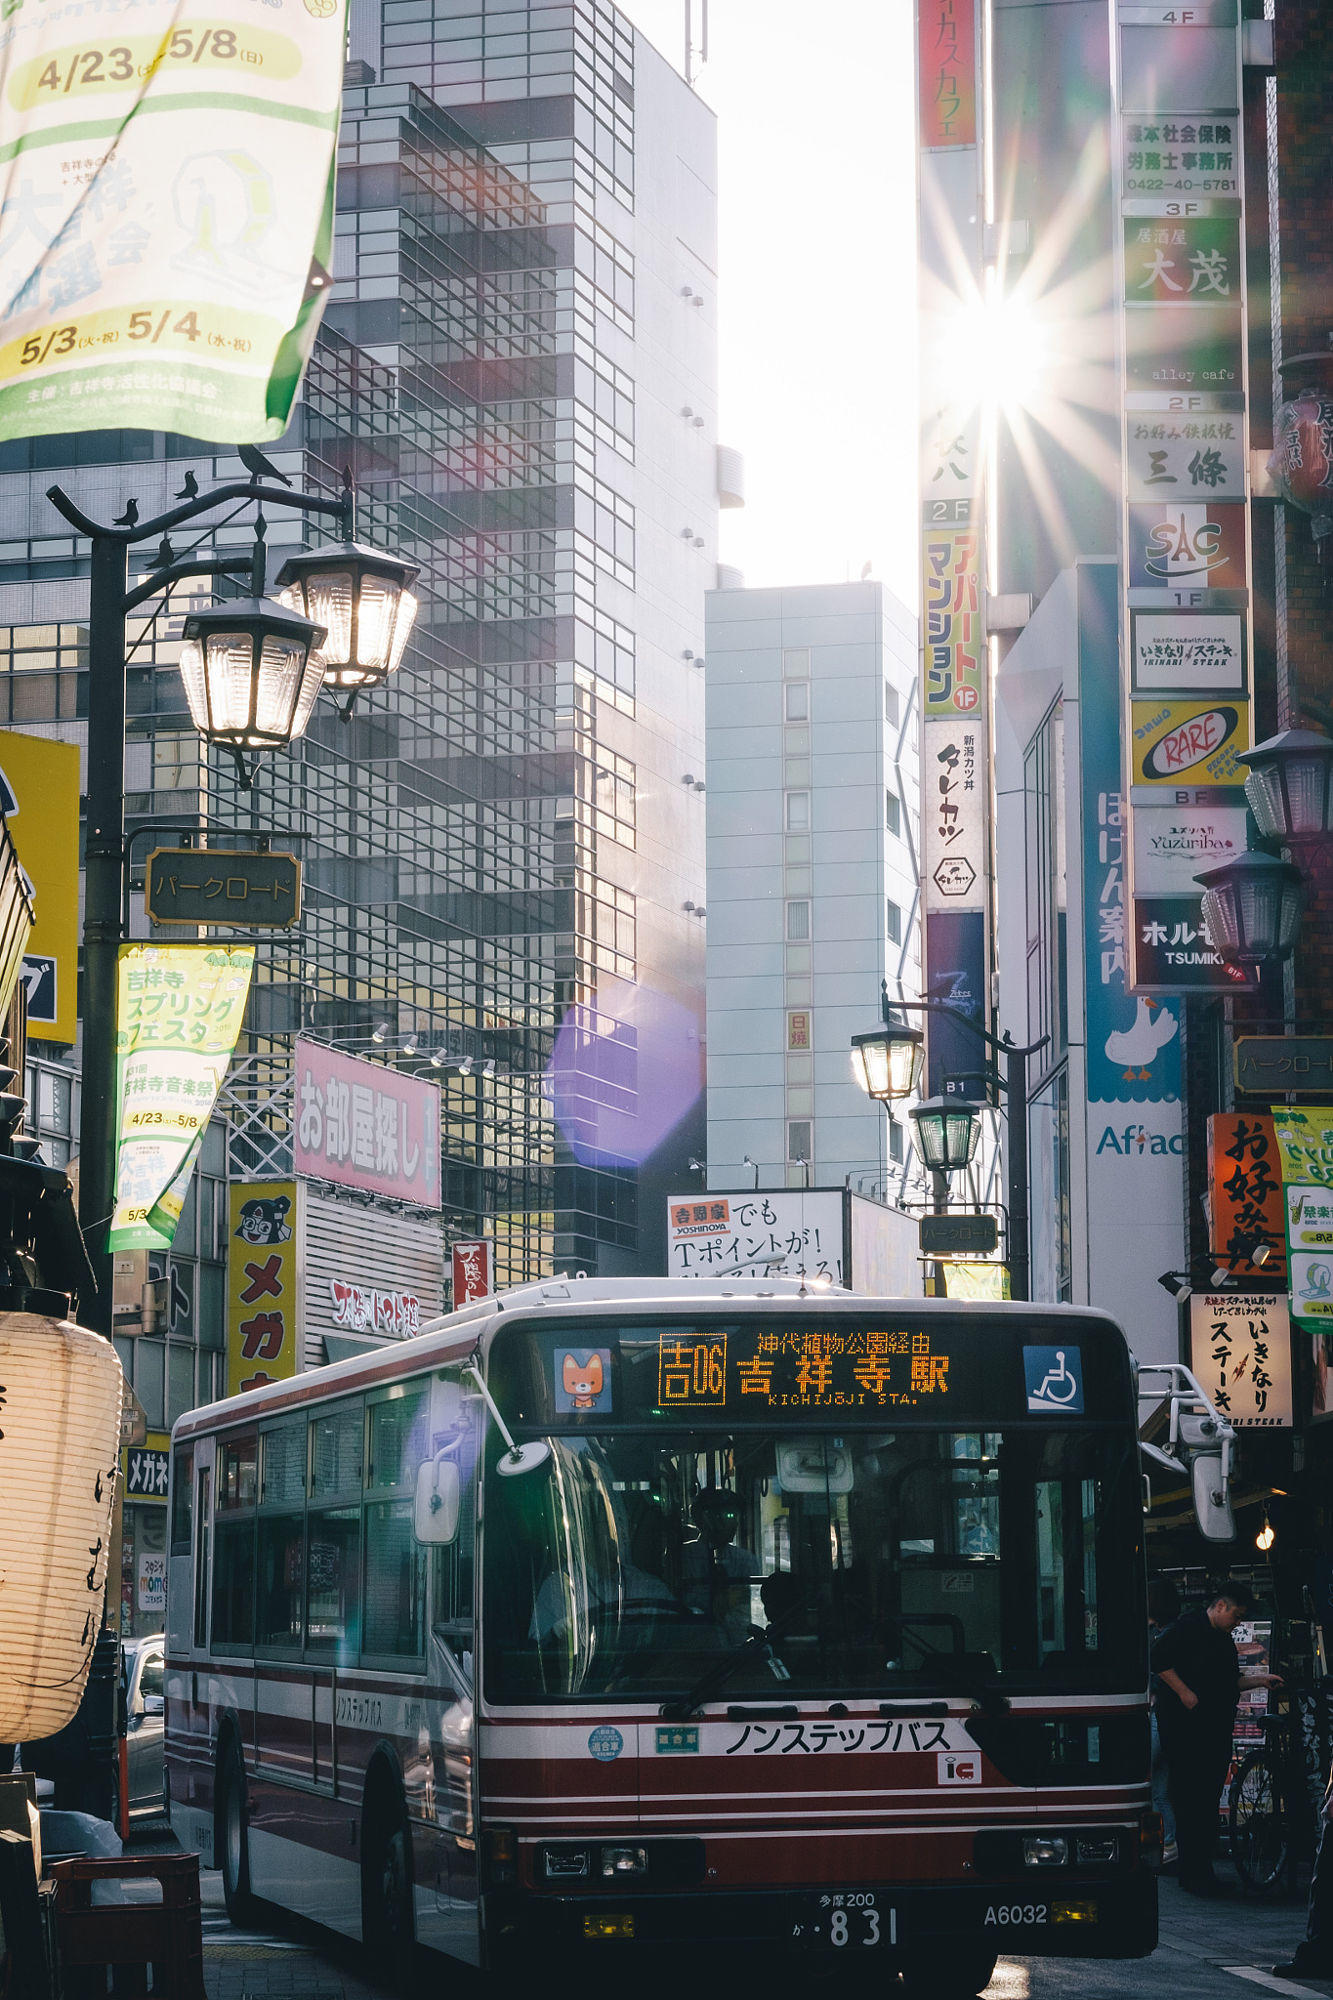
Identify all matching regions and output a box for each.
[124,1445,169,1498]
[292,1038,440,1210]
[922,527,983,715]
[1124,304,1243,395]
[1189,1295,1292,1429]
[146,846,301,928]
[329,1278,420,1338]
[1123,215,1240,304]
[1131,612,1246,693]
[0,0,347,446]
[451,1238,493,1307]
[1127,502,1248,592]
[666,1190,844,1286]
[227,1178,298,1396]
[1126,418,1245,506]
[0,730,79,1042]
[1130,802,1248,893]
[1271,1110,1333,1327]
[918,0,975,148]
[1133,894,1252,991]
[1208,1113,1287,1282]
[109,943,254,1250]
[1235,1037,1333,1098]
[921,407,977,513]
[922,719,984,907]
[1122,116,1239,198]
[1130,702,1249,788]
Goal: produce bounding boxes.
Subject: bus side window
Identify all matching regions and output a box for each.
[170,1449,192,1556]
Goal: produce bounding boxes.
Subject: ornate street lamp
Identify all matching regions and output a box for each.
[178,596,328,777]
[1238,727,1333,849]
[1195,849,1306,966]
[909,1095,984,1175]
[275,542,420,707]
[850,1019,924,1102]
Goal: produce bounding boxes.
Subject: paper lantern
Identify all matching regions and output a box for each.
[0,1315,123,1740]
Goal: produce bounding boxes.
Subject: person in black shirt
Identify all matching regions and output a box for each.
[1151,1583,1283,1896]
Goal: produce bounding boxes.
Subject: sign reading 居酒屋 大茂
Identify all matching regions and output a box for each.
[293,1038,441,1210]
[0,0,348,446]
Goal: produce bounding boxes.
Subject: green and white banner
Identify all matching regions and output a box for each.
[0,0,346,443]
[110,943,253,1251]
[1271,1108,1333,1329]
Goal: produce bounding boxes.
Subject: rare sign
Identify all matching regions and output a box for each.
[1189,1294,1292,1429]
[1130,702,1249,787]
[293,1038,440,1210]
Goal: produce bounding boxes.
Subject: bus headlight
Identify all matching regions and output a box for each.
[1023,1836,1068,1867]
[541,1846,591,1881]
[600,1845,648,1878]
[1075,1833,1118,1866]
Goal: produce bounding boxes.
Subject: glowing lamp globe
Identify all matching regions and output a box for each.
[1195,850,1305,967]
[178,598,327,751]
[0,1315,123,1739]
[275,543,421,691]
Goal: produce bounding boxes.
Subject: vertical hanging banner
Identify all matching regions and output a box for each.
[1208,1111,1287,1282]
[109,943,253,1250]
[227,1179,299,1395]
[0,0,348,444]
[1271,1110,1333,1330]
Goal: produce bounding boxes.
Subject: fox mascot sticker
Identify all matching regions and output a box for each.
[557,1348,611,1411]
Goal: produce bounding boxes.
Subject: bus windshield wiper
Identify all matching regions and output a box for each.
[660,1596,809,1722]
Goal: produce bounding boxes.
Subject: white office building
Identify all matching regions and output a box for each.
[702,581,923,1195]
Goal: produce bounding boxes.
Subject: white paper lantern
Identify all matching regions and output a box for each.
[0,1315,123,1740]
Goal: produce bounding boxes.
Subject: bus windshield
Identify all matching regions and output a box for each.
[482,1423,1145,1703]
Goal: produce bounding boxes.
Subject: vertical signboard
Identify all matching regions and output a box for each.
[227,1179,300,1396]
[1189,1294,1293,1430]
[1208,1112,1287,1282]
[1271,1110,1333,1333]
[0,730,79,1043]
[451,1238,493,1308]
[1114,13,1254,995]
[917,0,988,1097]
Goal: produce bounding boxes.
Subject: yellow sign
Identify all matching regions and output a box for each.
[1130,699,1250,788]
[941,1261,1010,1300]
[110,944,254,1249]
[227,1181,300,1396]
[0,730,79,1042]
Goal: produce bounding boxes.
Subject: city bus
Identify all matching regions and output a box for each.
[165,1277,1158,1991]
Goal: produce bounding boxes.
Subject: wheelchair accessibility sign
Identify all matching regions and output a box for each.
[1023,1346,1084,1414]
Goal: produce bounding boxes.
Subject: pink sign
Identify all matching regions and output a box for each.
[293,1039,440,1210]
[452,1239,493,1306]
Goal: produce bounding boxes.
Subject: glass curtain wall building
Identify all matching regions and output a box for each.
[0,0,715,1427]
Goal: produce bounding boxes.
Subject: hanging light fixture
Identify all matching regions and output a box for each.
[1237,727,1333,849]
[275,542,421,704]
[849,1019,925,1102]
[1195,850,1306,966]
[909,1095,983,1175]
[178,597,327,776]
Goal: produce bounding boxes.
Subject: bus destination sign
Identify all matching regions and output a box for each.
[656,1327,951,1412]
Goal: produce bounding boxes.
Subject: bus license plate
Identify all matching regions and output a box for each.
[790,1894,889,1949]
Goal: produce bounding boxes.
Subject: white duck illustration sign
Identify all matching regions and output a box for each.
[1102,995,1179,1084]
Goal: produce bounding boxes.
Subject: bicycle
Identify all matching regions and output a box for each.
[1229,1684,1332,1897]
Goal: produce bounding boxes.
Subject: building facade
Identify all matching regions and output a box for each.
[703,580,924,1198]
[0,0,718,1494]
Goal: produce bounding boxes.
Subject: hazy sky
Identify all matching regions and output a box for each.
[617,0,920,609]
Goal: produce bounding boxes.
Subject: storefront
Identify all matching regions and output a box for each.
[120,1437,170,1640]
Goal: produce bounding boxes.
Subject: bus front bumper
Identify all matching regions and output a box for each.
[492,1872,1158,1964]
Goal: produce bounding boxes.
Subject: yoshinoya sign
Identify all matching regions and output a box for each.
[293,1039,440,1210]
[667,1191,844,1285]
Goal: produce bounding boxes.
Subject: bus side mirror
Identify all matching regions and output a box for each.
[415,1456,461,1545]
[1191,1451,1234,1543]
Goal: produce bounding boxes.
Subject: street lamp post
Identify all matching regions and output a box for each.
[47,473,362,1342]
[850,986,1047,1301]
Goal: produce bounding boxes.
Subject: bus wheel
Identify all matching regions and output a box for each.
[903,1945,998,1996]
[217,1739,260,1928]
[363,1786,416,1994]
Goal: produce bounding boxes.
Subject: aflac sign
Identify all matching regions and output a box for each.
[1095,1121,1184,1157]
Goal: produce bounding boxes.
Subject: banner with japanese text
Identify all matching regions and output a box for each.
[0,0,347,444]
[109,943,253,1250]
[292,1037,440,1209]
[1207,1111,1286,1282]
[227,1179,298,1395]
[1271,1109,1333,1328]
[1189,1293,1292,1429]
